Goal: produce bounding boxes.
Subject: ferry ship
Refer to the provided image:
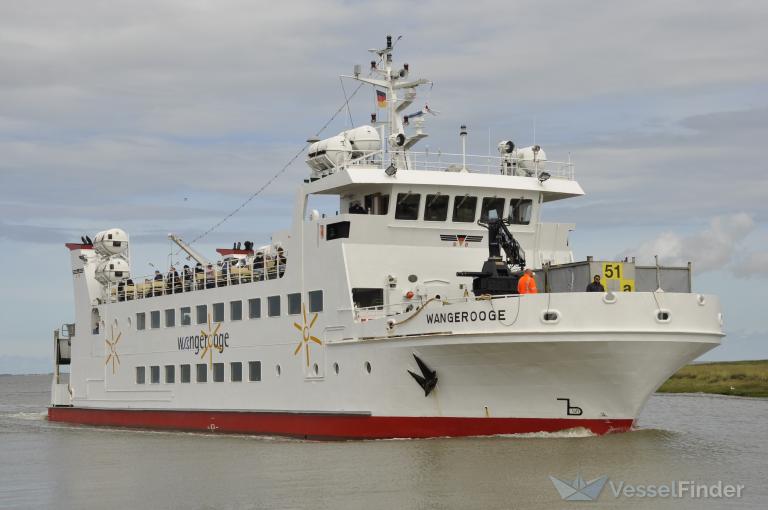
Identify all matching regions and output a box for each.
[48,37,724,439]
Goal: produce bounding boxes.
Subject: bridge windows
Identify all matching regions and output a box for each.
[424,194,449,221]
[452,195,477,222]
[196,305,207,325]
[231,362,243,382]
[509,198,533,225]
[165,308,175,328]
[136,312,146,331]
[180,364,191,383]
[287,293,301,315]
[308,290,323,313]
[268,296,281,317]
[248,298,262,319]
[180,307,191,326]
[395,192,421,220]
[136,366,145,384]
[213,302,224,323]
[165,365,175,383]
[481,197,505,222]
[230,300,243,321]
[196,363,207,383]
[364,193,389,215]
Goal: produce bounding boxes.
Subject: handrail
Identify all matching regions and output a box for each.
[316,149,575,180]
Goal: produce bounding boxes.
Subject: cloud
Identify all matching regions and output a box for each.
[619,213,760,275]
[732,251,768,278]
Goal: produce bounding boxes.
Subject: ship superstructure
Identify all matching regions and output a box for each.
[49,37,723,439]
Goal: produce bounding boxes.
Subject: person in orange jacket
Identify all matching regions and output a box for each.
[518,268,538,294]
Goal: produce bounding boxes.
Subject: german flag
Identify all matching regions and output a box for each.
[376,90,386,108]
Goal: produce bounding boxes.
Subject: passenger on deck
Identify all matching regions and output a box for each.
[220,261,229,286]
[153,270,163,296]
[586,275,605,292]
[166,266,180,294]
[517,268,538,295]
[195,263,204,290]
[253,253,264,281]
[205,264,215,289]
[349,201,366,214]
[182,265,193,292]
[277,247,286,277]
[126,278,134,300]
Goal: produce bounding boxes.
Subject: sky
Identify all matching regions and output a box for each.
[0,0,766,372]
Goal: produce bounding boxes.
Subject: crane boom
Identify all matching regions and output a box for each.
[168,233,211,267]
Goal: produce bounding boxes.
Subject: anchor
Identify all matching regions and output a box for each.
[408,354,438,397]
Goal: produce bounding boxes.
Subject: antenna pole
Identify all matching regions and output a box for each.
[460,124,468,171]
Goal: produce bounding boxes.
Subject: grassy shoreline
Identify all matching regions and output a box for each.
[658,360,768,398]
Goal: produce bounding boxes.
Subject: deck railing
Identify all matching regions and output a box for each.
[105,254,286,303]
[316,149,575,180]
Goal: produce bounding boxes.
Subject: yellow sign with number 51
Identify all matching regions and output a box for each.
[602,262,623,280]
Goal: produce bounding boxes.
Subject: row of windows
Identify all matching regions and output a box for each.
[136,361,262,384]
[393,194,533,224]
[135,359,374,385]
[136,290,323,330]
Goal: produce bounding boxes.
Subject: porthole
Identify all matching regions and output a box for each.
[541,310,560,324]
[408,274,418,283]
[333,362,340,375]
[275,364,282,377]
[364,361,372,374]
[313,363,319,376]
[656,310,671,323]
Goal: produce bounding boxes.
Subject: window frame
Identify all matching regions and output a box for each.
[212,363,224,383]
[136,312,146,331]
[136,366,146,384]
[394,192,421,220]
[267,296,281,317]
[509,198,534,225]
[230,300,243,321]
[196,304,208,325]
[164,308,175,328]
[452,195,478,222]
[287,293,301,315]
[165,364,175,384]
[308,290,323,313]
[249,361,262,382]
[212,302,224,323]
[196,363,208,383]
[248,298,261,319]
[180,364,191,383]
[150,365,160,384]
[480,197,506,222]
[230,362,243,382]
[180,306,191,326]
[424,193,449,222]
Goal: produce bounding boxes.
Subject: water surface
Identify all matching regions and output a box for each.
[1,374,765,509]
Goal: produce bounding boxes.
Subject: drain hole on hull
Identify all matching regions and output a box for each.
[656,310,671,322]
[541,310,560,323]
[333,362,340,375]
[364,361,372,374]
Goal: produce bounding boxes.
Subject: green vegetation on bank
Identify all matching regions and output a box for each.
[658,360,768,398]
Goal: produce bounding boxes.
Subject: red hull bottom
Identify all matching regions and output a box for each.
[48,407,633,439]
